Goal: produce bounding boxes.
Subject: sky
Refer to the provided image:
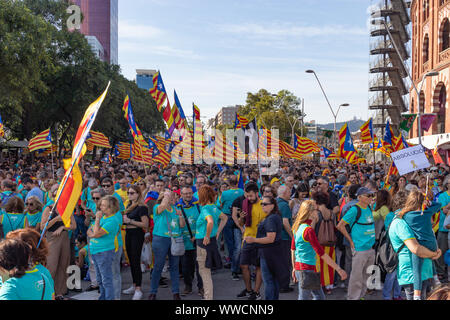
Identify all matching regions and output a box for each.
[118,0,382,124]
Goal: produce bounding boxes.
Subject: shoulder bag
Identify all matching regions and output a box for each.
[165,210,185,256]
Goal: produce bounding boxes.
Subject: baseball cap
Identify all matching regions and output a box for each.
[270,177,280,185]
[356,187,375,197]
[430,167,438,171]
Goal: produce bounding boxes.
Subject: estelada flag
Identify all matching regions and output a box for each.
[56,82,110,227]
[360,118,373,144]
[28,129,52,152]
[433,137,445,164]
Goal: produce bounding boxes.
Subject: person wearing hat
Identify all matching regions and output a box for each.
[270,177,281,191]
[336,187,376,300]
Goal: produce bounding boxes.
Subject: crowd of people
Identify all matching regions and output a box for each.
[0,155,449,300]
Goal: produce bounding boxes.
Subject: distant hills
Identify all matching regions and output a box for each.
[317,118,366,133]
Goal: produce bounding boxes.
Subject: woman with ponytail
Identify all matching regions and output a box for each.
[121,184,149,300]
[291,200,347,300]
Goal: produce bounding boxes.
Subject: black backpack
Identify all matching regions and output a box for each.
[375,217,405,274]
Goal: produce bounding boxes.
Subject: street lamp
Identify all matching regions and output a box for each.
[306,69,349,151]
[271,94,302,146]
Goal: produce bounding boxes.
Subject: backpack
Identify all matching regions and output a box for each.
[345,205,373,234]
[315,210,337,247]
[375,217,405,274]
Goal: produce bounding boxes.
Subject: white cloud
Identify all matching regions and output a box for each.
[119,20,164,40]
[217,22,367,38]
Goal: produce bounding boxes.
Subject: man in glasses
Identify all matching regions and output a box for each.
[337,187,376,300]
[317,176,339,216]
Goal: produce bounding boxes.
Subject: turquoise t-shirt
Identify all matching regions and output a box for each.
[384,211,398,230]
[277,197,292,241]
[81,187,94,210]
[152,205,181,238]
[437,191,450,232]
[219,188,244,215]
[35,263,54,290]
[113,192,125,214]
[195,204,222,239]
[89,215,120,255]
[26,211,43,228]
[0,267,54,300]
[342,204,376,251]
[0,213,28,235]
[113,210,123,248]
[177,201,201,251]
[389,218,434,286]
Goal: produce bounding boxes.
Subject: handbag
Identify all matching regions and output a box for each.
[299,270,321,290]
[165,211,185,256]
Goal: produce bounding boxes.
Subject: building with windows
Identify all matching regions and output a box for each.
[216,106,241,126]
[71,0,118,65]
[136,69,157,91]
[409,0,450,160]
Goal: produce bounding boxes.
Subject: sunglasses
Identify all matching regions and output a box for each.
[261,202,273,206]
[102,184,112,188]
[128,191,137,195]
[364,194,375,198]
[25,203,34,206]
[92,197,101,200]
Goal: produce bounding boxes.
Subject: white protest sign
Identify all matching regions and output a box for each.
[390,145,430,175]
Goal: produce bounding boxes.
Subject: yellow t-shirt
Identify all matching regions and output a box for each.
[243,200,267,238]
[115,189,129,208]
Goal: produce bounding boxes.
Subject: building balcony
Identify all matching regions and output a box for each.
[438,47,450,64]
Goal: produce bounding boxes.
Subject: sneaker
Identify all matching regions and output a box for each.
[85,284,99,292]
[132,290,143,300]
[339,283,346,289]
[393,296,403,300]
[198,288,204,297]
[232,272,240,281]
[248,291,261,300]
[173,293,181,300]
[237,289,253,299]
[148,294,156,300]
[122,286,135,295]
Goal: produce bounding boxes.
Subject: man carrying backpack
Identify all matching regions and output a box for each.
[337,187,376,300]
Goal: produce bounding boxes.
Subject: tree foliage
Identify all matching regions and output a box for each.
[239,89,307,142]
[0,0,165,153]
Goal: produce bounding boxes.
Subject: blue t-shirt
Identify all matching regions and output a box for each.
[89,215,120,255]
[152,205,182,238]
[177,199,201,251]
[196,204,222,239]
[220,188,244,215]
[276,197,292,240]
[389,218,434,286]
[26,211,43,228]
[113,210,123,248]
[437,191,450,232]
[35,264,54,290]
[0,267,54,300]
[342,204,375,251]
[0,213,28,235]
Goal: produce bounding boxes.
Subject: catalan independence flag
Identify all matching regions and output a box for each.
[359,118,373,144]
[56,82,110,227]
[149,71,168,112]
[28,129,52,152]
[123,95,147,146]
[0,115,4,138]
[234,113,249,130]
[162,100,176,135]
[338,124,358,164]
[86,130,111,148]
[293,135,320,155]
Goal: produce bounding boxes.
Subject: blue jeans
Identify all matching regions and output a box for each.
[382,272,401,300]
[260,257,279,300]
[92,250,115,300]
[295,270,325,300]
[232,228,242,273]
[402,279,432,300]
[112,246,122,300]
[222,218,235,262]
[150,235,180,295]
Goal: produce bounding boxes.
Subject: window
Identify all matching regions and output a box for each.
[423,34,430,62]
[441,19,450,51]
[423,0,430,21]
[437,85,447,133]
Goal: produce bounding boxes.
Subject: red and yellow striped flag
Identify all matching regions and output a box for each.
[56,83,110,227]
[28,129,52,152]
[86,130,111,148]
[359,118,373,144]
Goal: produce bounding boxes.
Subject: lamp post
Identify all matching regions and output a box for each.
[271,94,302,146]
[305,69,349,151]
[370,17,438,145]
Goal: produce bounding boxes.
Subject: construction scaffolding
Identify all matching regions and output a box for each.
[369,0,411,137]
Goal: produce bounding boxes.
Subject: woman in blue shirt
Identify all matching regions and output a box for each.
[0,239,54,300]
[196,185,228,300]
[149,189,186,300]
[24,196,43,232]
[0,196,28,237]
[87,195,121,300]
